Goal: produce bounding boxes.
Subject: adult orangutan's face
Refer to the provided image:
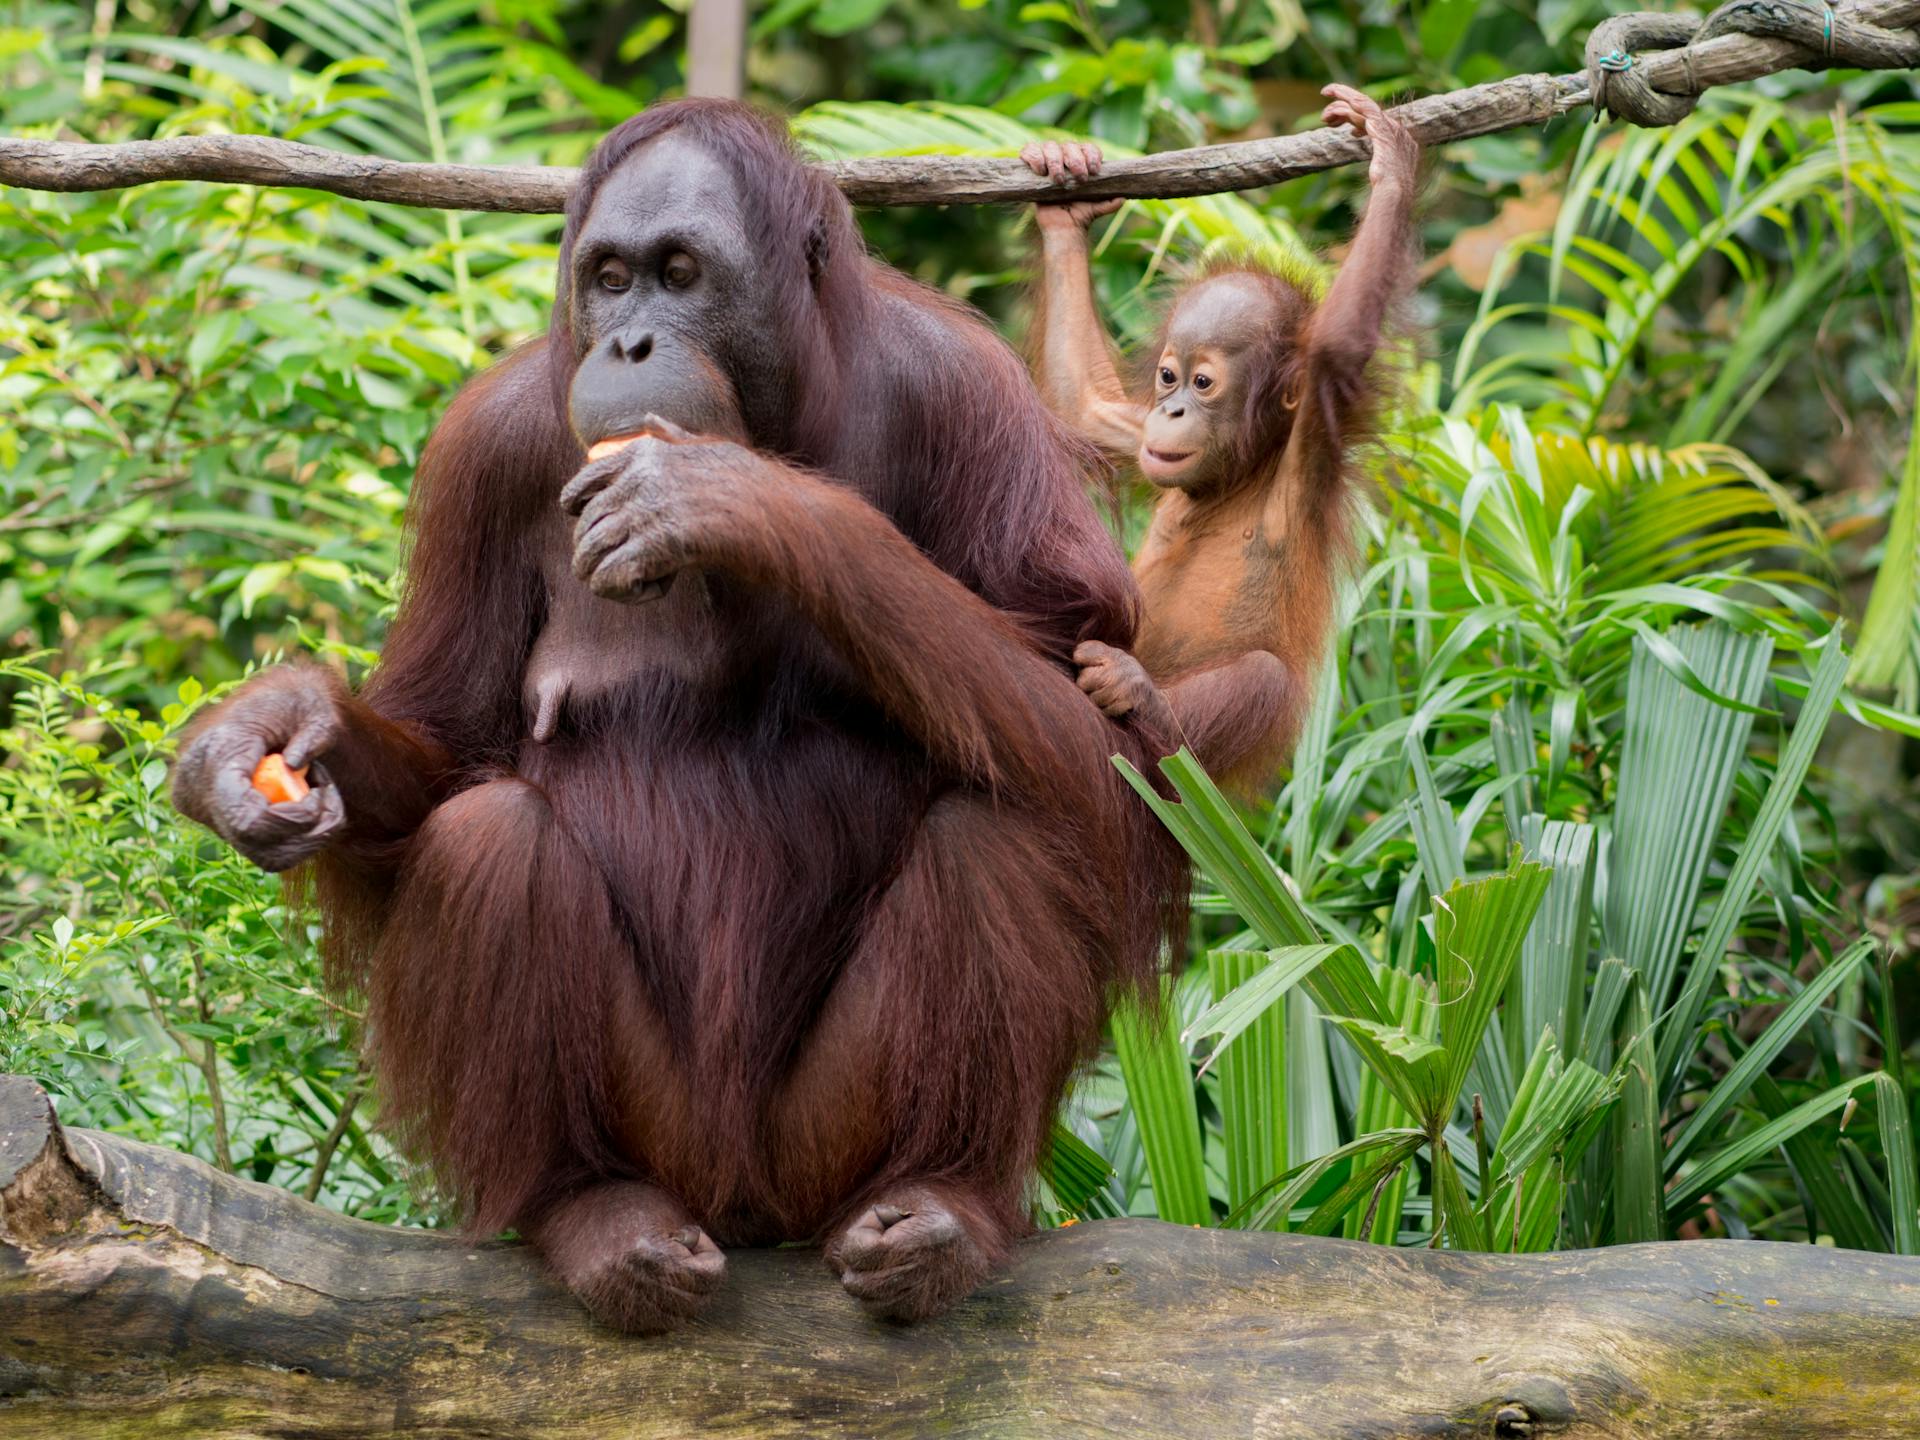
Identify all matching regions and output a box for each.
[565,133,793,453]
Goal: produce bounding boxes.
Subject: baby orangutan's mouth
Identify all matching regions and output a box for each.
[1140,445,1198,481]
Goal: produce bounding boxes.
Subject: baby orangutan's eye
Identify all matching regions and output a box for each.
[1193,373,1213,391]
[1158,367,1176,386]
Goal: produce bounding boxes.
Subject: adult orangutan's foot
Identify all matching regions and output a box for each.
[824,1183,999,1323]
[530,1180,725,1334]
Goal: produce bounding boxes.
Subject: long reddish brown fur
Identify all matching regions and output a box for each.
[302,100,1187,1255]
[1101,245,1414,791]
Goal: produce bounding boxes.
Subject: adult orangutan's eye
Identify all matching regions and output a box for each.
[661,251,699,289]
[1159,367,1176,386]
[597,259,633,293]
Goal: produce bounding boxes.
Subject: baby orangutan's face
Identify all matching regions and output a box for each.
[1140,275,1280,492]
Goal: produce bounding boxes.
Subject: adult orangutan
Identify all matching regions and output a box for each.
[1022,84,1420,789]
[172,99,1183,1332]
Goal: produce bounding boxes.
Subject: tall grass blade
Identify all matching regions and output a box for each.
[1665,938,1876,1173]
[1875,1073,1920,1255]
[1669,1074,1882,1215]
[1745,1070,1885,1251]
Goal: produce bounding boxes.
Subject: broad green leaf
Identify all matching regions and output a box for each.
[1434,861,1553,1114]
[1041,1122,1120,1221]
[1231,1130,1425,1232]
[1613,978,1664,1243]
[1605,624,1771,1018]
[1432,1143,1488,1250]
[1112,985,1209,1226]
[1658,629,1852,1096]
[1509,818,1595,1069]
[1332,1015,1449,1130]
[1205,946,1289,1226]
[1117,750,1387,1024]
[1186,944,1348,1068]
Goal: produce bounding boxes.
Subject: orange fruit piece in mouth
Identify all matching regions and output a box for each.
[586,427,673,462]
[252,753,311,805]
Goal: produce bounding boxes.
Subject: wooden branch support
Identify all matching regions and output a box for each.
[4,1076,1919,1438]
[0,0,1915,213]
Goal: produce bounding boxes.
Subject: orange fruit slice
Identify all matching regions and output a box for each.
[251,753,311,805]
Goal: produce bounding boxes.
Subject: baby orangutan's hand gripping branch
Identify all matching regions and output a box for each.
[1024,84,1420,789]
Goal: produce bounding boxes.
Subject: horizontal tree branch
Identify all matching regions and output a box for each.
[4,1073,1920,1438]
[1,0,1915,213]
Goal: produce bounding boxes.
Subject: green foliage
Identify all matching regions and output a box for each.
[0,658,419,1219]
[1074,407,1918,1247]
[4,0,1918,1255]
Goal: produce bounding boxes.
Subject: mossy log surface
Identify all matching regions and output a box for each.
[4,1074,1919,1439]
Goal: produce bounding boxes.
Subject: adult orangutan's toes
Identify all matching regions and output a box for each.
[825,1195,991,1323]
[578,1225,725,1334]
[531,1181,726,1335]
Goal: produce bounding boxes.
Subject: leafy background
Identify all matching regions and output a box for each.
[4,0,1919,1250]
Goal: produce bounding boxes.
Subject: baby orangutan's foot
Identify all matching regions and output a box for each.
[529,1180,725,1334]
[1074,639,1175,734]
[824,1183,1002,1323]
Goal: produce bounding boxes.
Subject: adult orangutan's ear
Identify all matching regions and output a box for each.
[805,219,830,288]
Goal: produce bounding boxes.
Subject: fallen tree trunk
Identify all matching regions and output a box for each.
[4,1077,1919,1438]
[2,0,1915,212]
[6,1077,1920,1436]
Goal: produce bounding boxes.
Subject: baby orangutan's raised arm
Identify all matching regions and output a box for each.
[1026,86,1421,791]
[1020,140,1146,458]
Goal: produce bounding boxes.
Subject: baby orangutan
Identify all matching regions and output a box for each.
[1022,84,1419,788]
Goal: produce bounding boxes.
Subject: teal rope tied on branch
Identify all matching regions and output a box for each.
[1584,11,1702,126]
[1585,1,1920,127]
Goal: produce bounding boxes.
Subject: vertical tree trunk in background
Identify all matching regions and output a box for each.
[686,0,747,100]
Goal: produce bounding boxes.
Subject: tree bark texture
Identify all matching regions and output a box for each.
[4,1075,1919,1438]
